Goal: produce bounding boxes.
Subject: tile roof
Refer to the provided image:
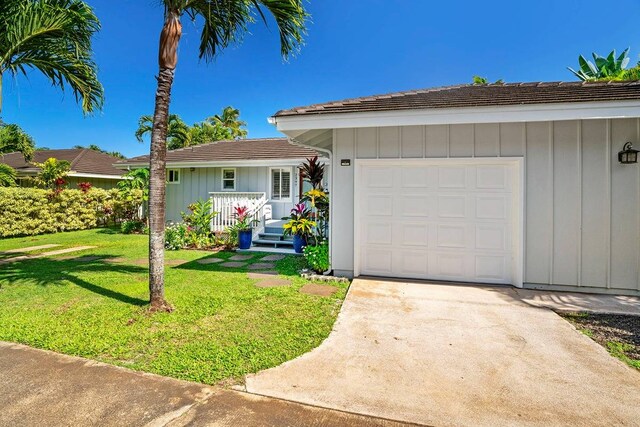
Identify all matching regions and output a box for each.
[2,149,125,177]
[118,138,321,165]
[273,81,640,117]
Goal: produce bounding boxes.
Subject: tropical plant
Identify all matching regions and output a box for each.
[135,114,191,150]
[472,76,504,85]
[568,48,631,81]
[34,157,70,189]
[208,106,248,139]
[283,217,315,237]
[181,198,215,235]
[303,240,329,273]
[0,163,17,187]
[0,0,103,114]
[118,168,150,201]
[121,219,146,234]
[0,122,35,161]
[144,0,308,310]
[299,156,324,190]
[165,223,189,250]
[77,181,92,193]
[230,205,258,231]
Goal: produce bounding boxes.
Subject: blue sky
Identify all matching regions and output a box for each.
[2,0,640,157]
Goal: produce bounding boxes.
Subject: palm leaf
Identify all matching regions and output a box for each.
[0,163,17,187]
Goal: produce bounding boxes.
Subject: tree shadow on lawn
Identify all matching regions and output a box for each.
[174,252,303,277]
[0,255,148,306]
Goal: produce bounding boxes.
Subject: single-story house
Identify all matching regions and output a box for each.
[3,148,125,189]
[270,81,640,296]
[115,138,325,230]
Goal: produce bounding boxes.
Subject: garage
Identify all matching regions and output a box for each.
[355,159,522,285]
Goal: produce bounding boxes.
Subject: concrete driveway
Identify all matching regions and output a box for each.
[245,279,640,426]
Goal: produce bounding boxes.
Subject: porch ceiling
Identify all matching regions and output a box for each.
[286,129,333,150]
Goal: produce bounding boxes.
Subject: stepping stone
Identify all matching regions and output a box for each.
[219,261,247,268]
[59,256,102,262]
[247,262,276,270]
[247,272,278,279]
[132,259,149,266]
[1,244,60,254]
[105,257,127,263]
[0,246,97,265]
[255,278,291,288]
[229,254,253,261]
[299,283,338,297]
[196,257,224,264]
[261,254,285,261]
[165,259,188,266]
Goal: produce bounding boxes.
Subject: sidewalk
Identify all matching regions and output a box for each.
[0,342,408,427]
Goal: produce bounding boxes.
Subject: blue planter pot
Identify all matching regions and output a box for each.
[238,229,253,250]
[293,234,306,254]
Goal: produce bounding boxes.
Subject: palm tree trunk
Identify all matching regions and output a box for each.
[148,10,181,312]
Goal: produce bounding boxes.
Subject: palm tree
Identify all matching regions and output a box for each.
[0,163,17,187]
[146,1,308,310]
[209,106,248,139]
[135,114,190,150]
[0,122,35,161]
[0,0,103,114]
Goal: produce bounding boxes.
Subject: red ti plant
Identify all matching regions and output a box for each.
[78,182,92,193]
[233,205,258,231]
[290,203,310,220]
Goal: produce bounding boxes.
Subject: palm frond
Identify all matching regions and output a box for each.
[0,0,104,113]
[0,122,35,161]
[0,163,17,187]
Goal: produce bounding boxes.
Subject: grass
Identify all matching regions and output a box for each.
[561,312,640,370]
[0,228,348,385]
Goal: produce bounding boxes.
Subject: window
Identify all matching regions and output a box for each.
[271,168,291,201]
[167,169,180,184]
[222,168,236,190]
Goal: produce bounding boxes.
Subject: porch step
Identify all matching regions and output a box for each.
[258,232,293,240]
[252,238,294,247]
[265,226,286,234]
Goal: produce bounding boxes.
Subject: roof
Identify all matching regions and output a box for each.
[2,149,125,177]
[117,138,321,166]
[274,81,640,117]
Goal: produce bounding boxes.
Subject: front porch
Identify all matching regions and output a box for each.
[209,193,295,254]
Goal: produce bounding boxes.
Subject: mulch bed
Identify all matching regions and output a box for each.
[562,312,640,365]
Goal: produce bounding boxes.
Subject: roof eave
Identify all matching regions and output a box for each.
[271,100,640,135]
[113,157,326,169]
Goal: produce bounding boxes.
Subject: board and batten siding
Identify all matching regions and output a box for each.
[333,119,640,294]
[165,166,302,223]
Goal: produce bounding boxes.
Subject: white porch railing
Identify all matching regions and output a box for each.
[209,192,268,238]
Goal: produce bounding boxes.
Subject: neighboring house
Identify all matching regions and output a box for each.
[270,81,640,296]
[2,148,125,189]
[116,138,326,237]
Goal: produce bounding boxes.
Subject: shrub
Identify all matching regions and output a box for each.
[303,240,329,274]
[165,223,189,250]
[0,187,106,237]
[121,219,146,234]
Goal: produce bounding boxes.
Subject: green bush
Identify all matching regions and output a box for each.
[303,240,330,274]
[0,187,144,237]
[121,219,146,234]
[0,187,101,237]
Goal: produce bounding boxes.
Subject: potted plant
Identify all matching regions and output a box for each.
[284,204,315,253]
[231,206,258,250]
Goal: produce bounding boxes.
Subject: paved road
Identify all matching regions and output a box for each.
[0,341,408,427]
[245,279,640,426]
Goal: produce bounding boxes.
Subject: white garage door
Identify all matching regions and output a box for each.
[356,159,521,285]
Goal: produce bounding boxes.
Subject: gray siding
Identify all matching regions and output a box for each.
[332,119,640,294]
[165,166,307,223]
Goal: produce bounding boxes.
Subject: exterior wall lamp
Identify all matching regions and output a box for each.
[618,142,639,164]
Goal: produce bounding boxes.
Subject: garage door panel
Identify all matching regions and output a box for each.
[358,161,517,285]
[437,195,467,218]
[363,223,393,245]
[399,195,431,217]
[366,195,394,216]
[438,167,467,188]
[398,223,429,247]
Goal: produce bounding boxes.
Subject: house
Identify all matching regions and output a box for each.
[270,81,640,296]
[116,138,326,246]
[3,148,126,189]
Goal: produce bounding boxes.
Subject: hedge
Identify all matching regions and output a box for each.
[0,187,143,237]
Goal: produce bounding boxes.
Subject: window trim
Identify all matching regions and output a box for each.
[221,167,236,191]
[269,167,292,202]
[167,169,180,184]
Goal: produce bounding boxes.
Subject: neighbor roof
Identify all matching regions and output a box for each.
[117,138,320,166]
[2,148,125,177]
[274,81,640,117]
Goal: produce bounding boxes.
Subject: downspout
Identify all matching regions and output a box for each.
[280,130,334,276]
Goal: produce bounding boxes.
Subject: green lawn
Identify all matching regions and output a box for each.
[0,229,348,385]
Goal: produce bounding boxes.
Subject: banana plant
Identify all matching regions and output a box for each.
[568,48,630,81]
